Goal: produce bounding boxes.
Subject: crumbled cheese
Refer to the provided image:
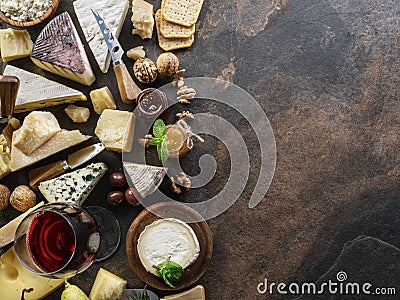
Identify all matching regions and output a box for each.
[0,0,52,22]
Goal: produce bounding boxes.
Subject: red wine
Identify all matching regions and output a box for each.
[27,211,75,273]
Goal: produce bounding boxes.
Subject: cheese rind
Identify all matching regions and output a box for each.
[95,109,135,152]
[137,218,200,275]
[39,162,108,205]
[73,0,130,73]
[3,65,87,113]
[0,29,33,62]
[31,12,95,86]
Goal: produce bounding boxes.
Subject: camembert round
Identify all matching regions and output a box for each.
[137,218,200,275]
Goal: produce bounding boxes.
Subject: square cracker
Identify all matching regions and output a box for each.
[160,0,195,38]
[162,0,204,27]
[155,10,194,51]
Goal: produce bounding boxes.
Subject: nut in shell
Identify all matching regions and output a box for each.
[133,58,158,84]
[0,184,10,210]
[10,185,36,212]
[156,52,179,77]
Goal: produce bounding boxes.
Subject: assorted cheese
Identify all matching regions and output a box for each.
[65,105,90,123]
[3,65,87,113]
[0,29,33,62]
[137,218,200,275]
[73,0,130,73]
[31,12,96,86]
[90,86,117,115]
[0,135,11,180]
[39,162,108,205]
[89,268,127,300]
[131,0,155,39]
[95,109,135,152]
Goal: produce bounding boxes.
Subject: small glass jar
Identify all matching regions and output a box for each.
[136,88,168,121]
[165,124,191,157]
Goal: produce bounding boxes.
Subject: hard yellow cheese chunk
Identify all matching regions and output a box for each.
[0,134,10,180]
[0,29,33,62]
[95,109,135,152]
[131,0,154,39]
[89,268,127,300]
[90,87,116,115]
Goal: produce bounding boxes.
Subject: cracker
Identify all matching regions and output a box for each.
[155,10,194,51]
[162,0,204,27]
[160,16,195,38]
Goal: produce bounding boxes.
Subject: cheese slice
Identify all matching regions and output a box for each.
[123,162,167,198]
[39,162,108,205]
[131,0,154,39]
[13,111,61,156]
[10,130,91,172]
[73,0,130,73]
[31,12,95,86]
[0,247,63,300]
[89,268,127,300]
[137,218,200,275]
[0,28,33,62]
[3,65,87,113]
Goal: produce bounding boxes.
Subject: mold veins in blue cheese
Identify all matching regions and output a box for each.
[39,162,108,205]
[30,12,96,86]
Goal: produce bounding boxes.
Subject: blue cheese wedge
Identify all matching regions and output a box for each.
[39,163,108,205]
[137,218,200,275]
[31,12,95,86]
[73,0,130,73]
[3,65,87,113]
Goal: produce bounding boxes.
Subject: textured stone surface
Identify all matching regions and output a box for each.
[0,0,399,299]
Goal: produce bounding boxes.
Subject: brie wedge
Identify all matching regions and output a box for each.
[137,218,200,275]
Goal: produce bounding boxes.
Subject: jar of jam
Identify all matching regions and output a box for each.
[136,88,168,121]
[165,123,191,157]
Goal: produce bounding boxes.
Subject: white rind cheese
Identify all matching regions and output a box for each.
[73,0,130,73]
[3,65,87,113]
[137,218,200,275]
[39,162,108,205]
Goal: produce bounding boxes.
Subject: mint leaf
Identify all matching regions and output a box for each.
[149,137,161,146]
[154,257,183,288]
[160,139,169,162]
[153,119,166,138]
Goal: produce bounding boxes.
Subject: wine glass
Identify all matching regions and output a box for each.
[14,202,102,279]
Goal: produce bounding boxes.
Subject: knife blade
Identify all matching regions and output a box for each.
[28,143,105,190]
[120,285,206,300]
[91,9,142,103]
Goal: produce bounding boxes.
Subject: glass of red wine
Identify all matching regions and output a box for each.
[14,202,103,278]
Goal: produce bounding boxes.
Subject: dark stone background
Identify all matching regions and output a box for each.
[1,0,399,299]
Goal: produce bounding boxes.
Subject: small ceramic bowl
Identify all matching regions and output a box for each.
[0,0,60,28]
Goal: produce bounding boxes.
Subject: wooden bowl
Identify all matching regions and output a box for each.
[0,0,60,28]
[126,202,213,291]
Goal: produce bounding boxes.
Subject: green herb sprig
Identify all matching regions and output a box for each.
[153,257,183,288]
[150,119,169,162]
[127,285,150,300]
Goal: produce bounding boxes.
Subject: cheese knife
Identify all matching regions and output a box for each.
[120,285,206,300]
[91,9,142,104]
[28,143,105,190]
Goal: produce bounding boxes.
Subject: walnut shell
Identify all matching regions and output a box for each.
[156,52,179,77]
[0,184,10,210]
[133,58,158,84]
[10,185,36,212]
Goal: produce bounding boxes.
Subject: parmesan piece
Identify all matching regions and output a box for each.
[131,0,154,39]
[65,105,90,123]
[90,87,117,115]
[0,29,33,62]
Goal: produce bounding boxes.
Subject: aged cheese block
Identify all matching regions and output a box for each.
[13,111,61,156]
[131,0,154,39]
[137,218,200,275]
[123,162,167,198]
[95,109,135,152]
[0,247,63,300]
[0,134,10,180]
[3,65,87,113]
[0,28,33,62]
[90,86,116,115]
[30,12,95,86]
[39,162,108,205]
[73,0,130,73]
[64,105,90,123]
[89,268,127,300]
[10,130,91,172]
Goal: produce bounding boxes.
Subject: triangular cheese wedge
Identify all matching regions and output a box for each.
[73,0,130,73]
[30,12,95,86]
[3,65,87,113]
[10,130,91,172]
[39,162,108,205]
[123,162,167,198]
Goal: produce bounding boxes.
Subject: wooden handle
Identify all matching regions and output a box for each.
[0,75,20,119]
[29,160,66,191]
[114,63,142,104]
[164,285,206,300]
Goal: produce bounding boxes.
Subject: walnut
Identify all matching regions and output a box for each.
[172,69,186,86]
[0,184,10,210]
[138,134,154,147]
[177,85,196,104]
[170,177,182,194]
[133,58,158,84]
[176,172,191,190]
[176,111,194,120]
[157,52,179,77]
[10,185,36,212]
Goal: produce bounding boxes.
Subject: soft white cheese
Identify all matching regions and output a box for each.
[137,218,200,275]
